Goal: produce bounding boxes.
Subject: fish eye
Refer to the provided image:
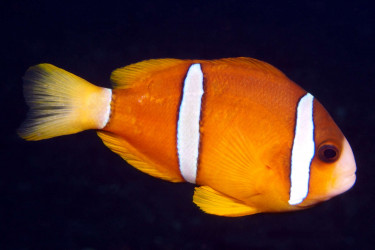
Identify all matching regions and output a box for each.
[318,144,340,163]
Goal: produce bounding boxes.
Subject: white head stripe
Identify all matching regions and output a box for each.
[288,93,315,205]
[177,64,204,183]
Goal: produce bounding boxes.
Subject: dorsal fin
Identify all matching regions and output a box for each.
[209,57,287,78]
[110,57,286,89]
[110,58,185,89]
[193,186,258,216]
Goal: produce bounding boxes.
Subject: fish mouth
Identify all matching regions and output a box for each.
[328,172,356,199]
[330,137,357,197]
[294,172,356,209]
[340,172,356,191]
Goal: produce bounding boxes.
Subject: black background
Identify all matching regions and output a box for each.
[1,1,375,249]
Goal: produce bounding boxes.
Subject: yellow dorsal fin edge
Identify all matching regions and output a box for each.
[110,57,286,90]
[110,58,185,89]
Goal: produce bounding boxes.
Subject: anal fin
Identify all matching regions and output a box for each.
[193,186,258,217]
[97,131,183,182]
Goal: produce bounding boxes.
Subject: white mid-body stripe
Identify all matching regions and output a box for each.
[288,93,315,205]
[177,64,204,183]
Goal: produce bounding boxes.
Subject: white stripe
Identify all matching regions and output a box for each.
[98,89,112,129]
[177,64,204,183]
[288,93,315,205]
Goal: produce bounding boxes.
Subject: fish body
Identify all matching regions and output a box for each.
[18,57,356,216]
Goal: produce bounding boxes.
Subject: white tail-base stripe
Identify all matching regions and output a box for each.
[98,88,112,129]
[177,64,204,183]
[289,93,315,205]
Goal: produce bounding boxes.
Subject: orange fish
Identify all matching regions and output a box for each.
[18,57,356,216]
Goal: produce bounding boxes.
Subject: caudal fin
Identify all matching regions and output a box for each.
[18,64,112,141]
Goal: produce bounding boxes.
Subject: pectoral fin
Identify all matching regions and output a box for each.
[193,186,258,217]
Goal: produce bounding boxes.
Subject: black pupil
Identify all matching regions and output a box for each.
[324,148,337,159]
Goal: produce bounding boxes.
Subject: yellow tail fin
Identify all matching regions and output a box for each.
[18,64,112,141]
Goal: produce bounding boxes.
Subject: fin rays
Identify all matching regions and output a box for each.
[18,64,112,140]
[193,186,258,216]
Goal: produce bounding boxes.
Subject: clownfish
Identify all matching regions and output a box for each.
[18,57,356,216]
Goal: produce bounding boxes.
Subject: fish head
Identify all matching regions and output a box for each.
[295,100,357,208]
[301,136,356,207]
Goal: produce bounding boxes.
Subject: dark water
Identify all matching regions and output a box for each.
[1,1,374,249]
